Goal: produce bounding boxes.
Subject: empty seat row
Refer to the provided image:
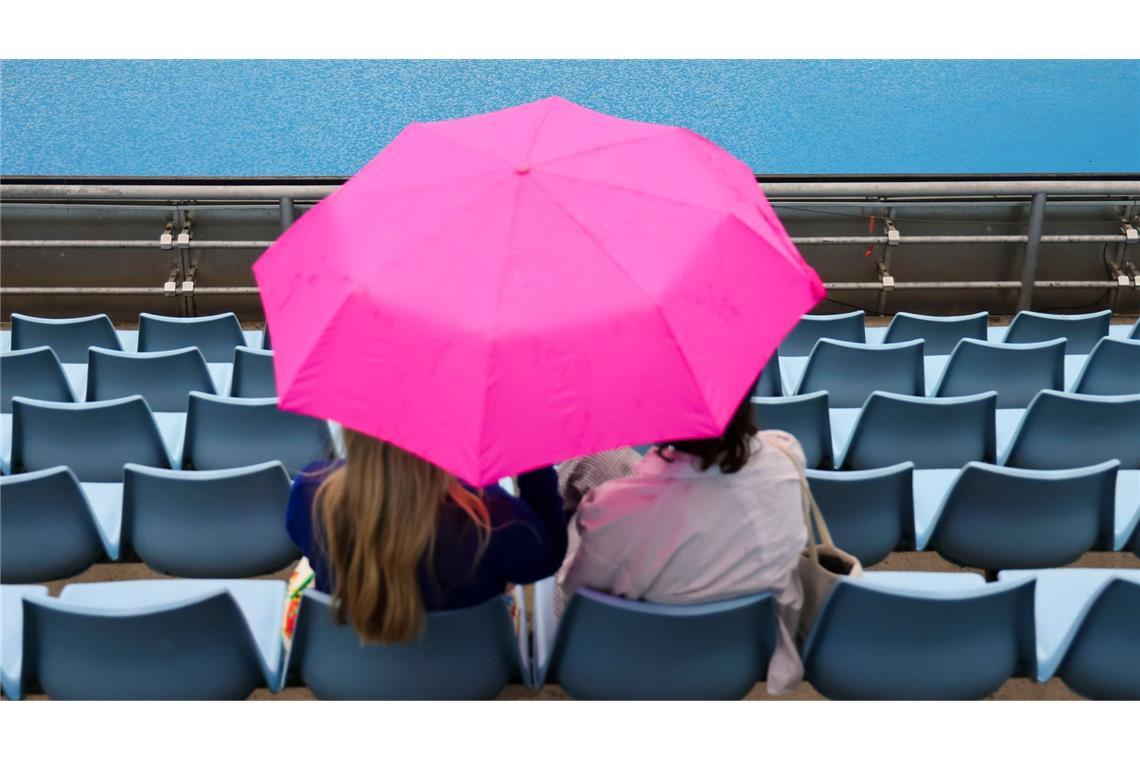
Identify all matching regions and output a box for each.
[780,309,1136,357]
[752,389,1140,471]
[0,462,299,582]
[1,344,276,408]
[6,312,268,362]
[1,392,334,478]
[754,335,1139,403]
[6,570,1136,700]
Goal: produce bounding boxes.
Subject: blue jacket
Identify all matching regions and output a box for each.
[286,463,566,609]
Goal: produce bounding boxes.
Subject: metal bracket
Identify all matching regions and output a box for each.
[182,264,197,294]
[885,219,900,245]
[160,222,174,250]
[164,264,179,296]
[1122,224,1138,244]
[877,261,895,290]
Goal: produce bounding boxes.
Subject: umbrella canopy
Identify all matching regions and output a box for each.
[254,96,824,485]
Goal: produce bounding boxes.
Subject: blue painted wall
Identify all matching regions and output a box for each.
[2,59,1137,176]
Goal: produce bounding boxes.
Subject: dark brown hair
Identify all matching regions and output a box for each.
[661,396,759,474]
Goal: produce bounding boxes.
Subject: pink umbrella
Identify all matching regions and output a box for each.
[253,96,824,485]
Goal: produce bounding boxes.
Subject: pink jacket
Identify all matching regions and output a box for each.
[556,430,808,694]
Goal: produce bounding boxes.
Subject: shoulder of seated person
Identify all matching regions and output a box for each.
[757,430,805,464]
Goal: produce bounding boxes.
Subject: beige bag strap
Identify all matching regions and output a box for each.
[766,437,836,556]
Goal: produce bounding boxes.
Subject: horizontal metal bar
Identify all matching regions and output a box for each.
[2,233,1129,250]
[3,179,1139,202]
[0,287,261,295]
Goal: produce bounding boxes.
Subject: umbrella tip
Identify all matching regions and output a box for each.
[514,165,531,175]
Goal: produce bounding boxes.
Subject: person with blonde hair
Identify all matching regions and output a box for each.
[286,429,566,642]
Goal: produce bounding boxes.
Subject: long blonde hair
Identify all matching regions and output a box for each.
[314,429,491,643]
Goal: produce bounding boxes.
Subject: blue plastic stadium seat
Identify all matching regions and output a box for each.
[1,347,75,412]
[122,461,297,577]
[1003,309,1111,354]
[137,312,246,363]
[1130,318,1139,341]
[10,313,122,363]
[183,391,334,472]
[1000,568,1140,699]
[779,311,866,357]
[796,338,924,407]
[882,311,988,355]
[806,463,915,566]
[535,583,777,700]
[2,585,49,700]
[20,579,285,700]
[802,573,1036,699]
[0,466,118,582]
[750,391,832,469]
[932,338,1065,408]
[10,396,174,481]
[86,346,216,411]
[288,590,527,699]
[927,461,1119,571]
[261,325,272,350]
[230,346,277,398]
[839,391,997,470]
[1070,337,1140,395]
[752,354,782,397]
[1001,390,1140,468]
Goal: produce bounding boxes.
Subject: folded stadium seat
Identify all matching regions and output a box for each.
[999,568,1140,700]
[925,461,1118,573]
[931,338,1065,408]
[261,325,271,350]
[801,573,1036,700]
[778,311,866,357]
[1069,337,1140,395]
[532,578,776,700]
[288,588,528,699]
[750,391,833,469]
[183,391,334,472]
[751,354,782,397]
[0,466,120,583]
[881,311,988,355]
[122,462,298,577]
[10,313,122,363]
[20,579,286,700]
[1,585,49,700]
[839,391,998,470]
[806,463,915,566]
[1000,390,1140,468]
[1,347,76,411]
[795,338,924,408]
[137,312,246,363]
[9,396,174,481]
[1003,309,1111,355]
[230,346,277,398]
[1130,318,1140,341]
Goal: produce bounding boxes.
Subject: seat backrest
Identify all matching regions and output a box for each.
[882,311,988,355]
[1056,579,1140,700]
[137,312,245,362]
[544,589,776,700]
[752,354,781,397]
[802,577,1036,699]
[289,590,522,699]
[807,463,914,566]
[10,396,173,481]
[10,313,122,363]
[1,347,74,412]
[230,347,277,398]
[1004,309,1111,354]
[0,466,105,583]
[86,346,214,412]
[750,391,832,468]
[1130,318,1140,341]
[797,338,924,407]
[1071,337,1140,395]
[123,461,297,577]
[929,461,1119,571]
[1001,390,1140,469]
[933,338,1065,408]
[183,392,333,472]
[841,391,997,469]
[778,311,866,357]
[23,591,265,699]
[261,325,272,350]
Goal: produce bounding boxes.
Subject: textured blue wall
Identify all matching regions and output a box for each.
[2,59,1137,176]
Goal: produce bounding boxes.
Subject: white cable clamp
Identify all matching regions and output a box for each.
[163,279,177,295]
[886,220,900,245]
[160,232,173,249]
[1122,224,1138,244]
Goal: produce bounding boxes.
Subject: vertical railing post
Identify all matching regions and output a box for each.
[279,196,295,232]
[1017,192,1048,312]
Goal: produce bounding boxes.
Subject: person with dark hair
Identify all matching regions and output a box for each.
[555,396,809,694]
